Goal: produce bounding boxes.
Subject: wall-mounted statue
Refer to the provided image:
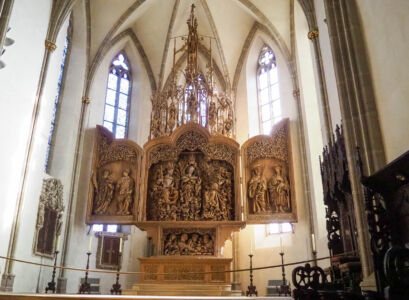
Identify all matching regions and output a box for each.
[162,228,215,256]
[33,178,64,257]
[87,126,142,223]
[242,119,296,223]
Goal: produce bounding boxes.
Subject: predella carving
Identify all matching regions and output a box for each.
[162,228,215,256]
[242,119,297,223]
[34,177,64,257]
[87,126,142,223]
[143,123,240,222]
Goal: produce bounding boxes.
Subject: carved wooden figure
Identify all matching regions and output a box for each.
[242,118,297,223]
[86,125,142,224]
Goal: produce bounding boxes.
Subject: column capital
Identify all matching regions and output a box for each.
[82,96,91,104]
[307,29,319,40]
[45,40,57,52]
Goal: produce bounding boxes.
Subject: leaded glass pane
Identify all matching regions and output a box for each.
[282,223,293,233]
[261,104,271,121]
[259,88,269,105]
[262,120,272,135]
[118,93,128,110]
[272,100,281,117]
[108,73,118,90]
[116,125,125,139]
[117,108,127,126]
[271,83,280,100]
[120,79,129,94]
[107,225,118,233]
[106,89,116,105]
[259,72,268,89]
[104,105,115,122]
[269,67,278,84]
[268,223,280,234]
[103,121,113,132]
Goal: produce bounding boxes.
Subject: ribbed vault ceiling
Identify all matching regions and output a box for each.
[89,0,292,90]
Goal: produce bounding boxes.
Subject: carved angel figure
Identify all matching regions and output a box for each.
[167,101,177,133]
[94,169,115,215]
[116,169,134,215]
[248,165,268,213]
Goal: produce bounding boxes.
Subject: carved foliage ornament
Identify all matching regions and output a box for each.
[242,119,296,223]
[87,126,142,222]
[34,178,64,257]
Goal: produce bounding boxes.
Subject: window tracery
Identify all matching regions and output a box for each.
[103,53,131,139]
[45,22,71,172]
[257,46,282,135]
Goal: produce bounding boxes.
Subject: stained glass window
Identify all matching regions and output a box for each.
[257,46,282,135]
[103,53,131,138]
[45,24,71,173]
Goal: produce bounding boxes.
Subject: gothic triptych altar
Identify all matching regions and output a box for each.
[85,5,296,295]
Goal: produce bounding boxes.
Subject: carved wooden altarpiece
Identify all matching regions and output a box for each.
[137,123,245,257]
[241,118,297,223]
[86,125,142,224]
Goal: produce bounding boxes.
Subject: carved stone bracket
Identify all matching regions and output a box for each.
[241,119,297,223]
[86,125,142,224]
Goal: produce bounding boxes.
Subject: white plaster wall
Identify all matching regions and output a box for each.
[11,16,72,293]
[356,0,409,163]
[235,25,320,295]
[67,35,152,293]
[294,1,329,263]
[314,0,342,130]
[0,0,59,292]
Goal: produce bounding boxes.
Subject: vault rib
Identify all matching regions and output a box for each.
[200,0,231,89]
[158,0,180,91]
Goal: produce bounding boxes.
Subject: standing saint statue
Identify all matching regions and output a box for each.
[248,165,268,213]
[180,157,201,220]
[116,169,134,215]
[94,169,115,215]
[269,166,290,213]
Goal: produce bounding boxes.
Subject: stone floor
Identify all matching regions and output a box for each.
[0,293,293,300]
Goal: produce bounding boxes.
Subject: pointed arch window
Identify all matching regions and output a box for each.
[103,53,131,139]
[257,46,281,135]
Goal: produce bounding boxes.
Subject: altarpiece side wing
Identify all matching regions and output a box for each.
[86,125,142,224]
[242,118,297,223]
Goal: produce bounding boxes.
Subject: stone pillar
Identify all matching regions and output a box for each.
[231,232,241,291]
[323,0,386,286]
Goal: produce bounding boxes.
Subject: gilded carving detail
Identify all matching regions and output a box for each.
[147,151,234,221]
[210,265,225,282]
[163,264,205,281]
[245,124,288,165]
[162,228,215,256]
[144,264,159,281]
[242,119,296,222]
[88,126,142,220]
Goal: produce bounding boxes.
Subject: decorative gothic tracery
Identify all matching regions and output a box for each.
[149,4,234,139]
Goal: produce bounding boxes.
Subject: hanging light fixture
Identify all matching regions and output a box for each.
[149,4,234,139]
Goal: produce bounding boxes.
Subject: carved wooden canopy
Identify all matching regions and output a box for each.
[241,118,297,223]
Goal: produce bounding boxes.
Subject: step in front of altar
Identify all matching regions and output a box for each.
[124,283,233,296]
